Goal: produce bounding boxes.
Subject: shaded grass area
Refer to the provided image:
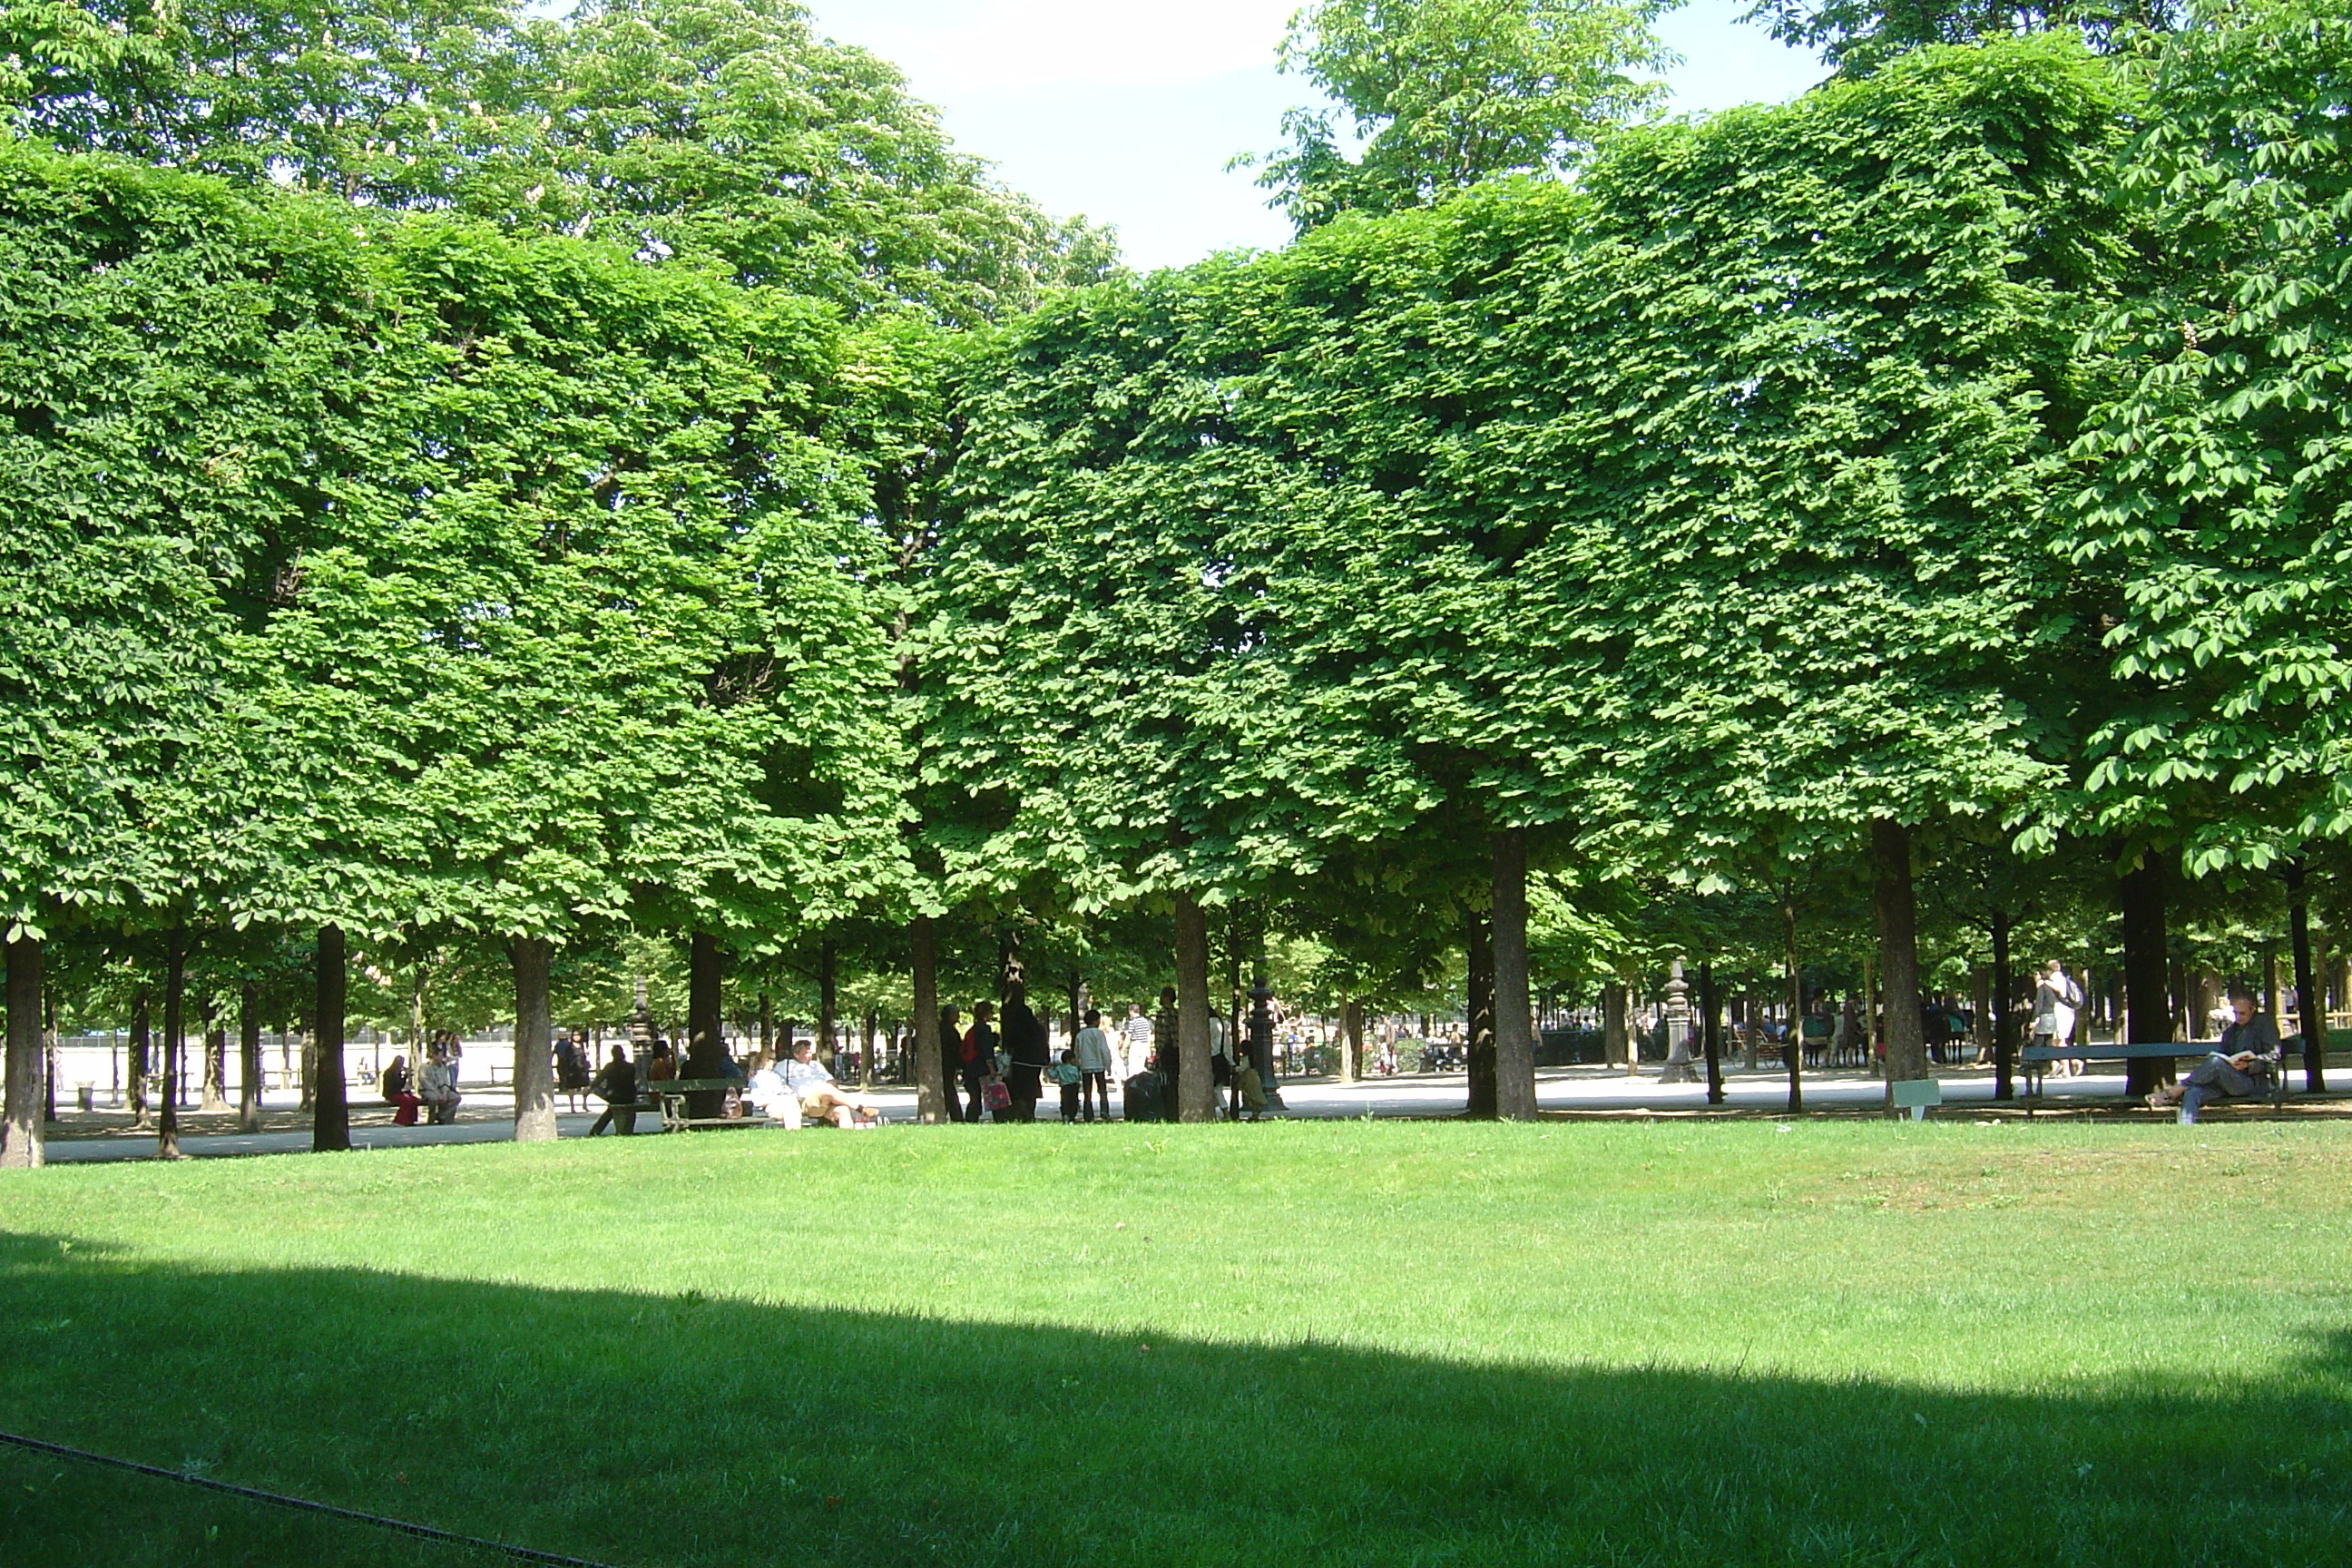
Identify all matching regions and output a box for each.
[3,1121,2351,1566]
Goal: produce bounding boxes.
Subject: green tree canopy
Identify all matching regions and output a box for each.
[1250,0,1675,229]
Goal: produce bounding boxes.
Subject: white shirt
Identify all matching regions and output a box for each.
[782,1056,837,1096]
[746,1065,789,1112]
[1073,1025,1114,1073]
[1120,1014,1154,1077]
[1209,1014,1230,1061]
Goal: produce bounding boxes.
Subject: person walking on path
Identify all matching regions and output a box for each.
[2148,988,2281,1121]
[586,1044,640,1136]
[2034,960,2084,1077]
[1072,1009,1114,1122]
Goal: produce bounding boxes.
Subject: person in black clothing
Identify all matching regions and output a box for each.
[1000,993,1050,1122]
[937,1006,968,1122]
[962,1003,1001,1123]
[587,1044,640,1136]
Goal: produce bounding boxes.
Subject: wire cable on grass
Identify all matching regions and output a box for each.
[0,1428,620,1568]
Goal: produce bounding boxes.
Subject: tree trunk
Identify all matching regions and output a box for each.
[2119,851,2172,1097]
[1490,828,1539,1121]
[511,936,556,1142]
[238,981,263,1133]
[313,924,349,1152]
[1783,893,1804,1113]
[1700,959,1724,1105]
[1465,911,1497,1118]
[1603,982,1630,1069]
[996,927,1024,1010]
[1991,908,2015,1102]
[161,933,187,1159]
[1340,995,1362,1083]
[757,991,773,1060]
[818,942,838,1069]
[685,931,725,1119]
[1173,890,1216,1122]
[199,993,229,1113]
[1,933,44,1169]
[2287,860,2324,1091]
[911,915,946,1123]
[1871,820,1929,1099]
[128,988,151,1128]
[860,1010,877,1092]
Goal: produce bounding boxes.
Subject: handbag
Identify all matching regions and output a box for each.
[984,1079,1011,1111]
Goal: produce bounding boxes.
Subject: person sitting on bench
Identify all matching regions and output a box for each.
[418,1044,463,1124]
[2147,988,2280,1120]
[781,1041,881,1128]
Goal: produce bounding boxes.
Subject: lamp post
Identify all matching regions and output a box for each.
[1660,959,1699,1084]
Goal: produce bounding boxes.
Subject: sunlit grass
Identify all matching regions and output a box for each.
[4,1120,2348,1565]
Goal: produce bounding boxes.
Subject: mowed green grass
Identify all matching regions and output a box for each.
[3,1120,2349,1568]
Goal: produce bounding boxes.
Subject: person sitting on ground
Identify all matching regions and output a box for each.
[2147,987,2281,1121]
[782,1040,881,1128]
[381,1055,421,1126]
[1231,1054,1269,1121]
[417,1044,462,1124]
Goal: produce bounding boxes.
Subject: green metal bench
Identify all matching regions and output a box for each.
[2018,1044,2286,1112]
[646,1078,753,1132]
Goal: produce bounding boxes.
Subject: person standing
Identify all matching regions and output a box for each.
[587,1044,639,1136]
[1120,1003,1155,1085]
[554,1028,592,1112]
[962,1003,1001,1123]
[1073,1009,1113,1122]
[936,1006,970,1122]
[2034,960,2084,1077]
[1000,994,1049,1122]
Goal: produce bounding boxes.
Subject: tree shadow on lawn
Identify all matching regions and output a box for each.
[1,1230,2347,1568]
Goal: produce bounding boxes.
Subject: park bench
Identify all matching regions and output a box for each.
[2018,1044,2288,1113]
[645,1078,754,1133]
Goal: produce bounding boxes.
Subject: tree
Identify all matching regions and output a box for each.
[1746,0,2180,76]
[2063,0,2352,879]
[1,0,1121,326]
[1249,0,1674,228]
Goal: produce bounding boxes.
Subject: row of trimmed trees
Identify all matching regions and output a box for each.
[5,5,2349,1162]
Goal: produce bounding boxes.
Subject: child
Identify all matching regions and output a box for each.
[1051,1048,1084,1122]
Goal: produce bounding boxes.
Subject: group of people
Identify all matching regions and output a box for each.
[379,1036,463,1126]
[567,1031,883,1135]
[936,994,1277,1122]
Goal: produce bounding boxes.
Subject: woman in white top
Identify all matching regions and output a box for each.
[1072,1010,1114,1122]
[2034,961,2084,1077]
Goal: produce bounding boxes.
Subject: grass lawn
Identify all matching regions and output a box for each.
[2,1119,2348,1567]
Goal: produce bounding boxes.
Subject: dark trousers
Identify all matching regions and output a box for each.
[1060,1082,1082,1120]
[1080,1071,1108,1121]
[588,1101,636,1136]
[954,1064,989,1123]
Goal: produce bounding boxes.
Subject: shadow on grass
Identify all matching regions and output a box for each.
[2,1230,2347,1568]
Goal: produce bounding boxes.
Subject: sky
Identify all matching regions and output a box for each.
[803,0,1830,272]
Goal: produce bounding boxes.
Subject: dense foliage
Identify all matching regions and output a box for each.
[3,0,2348,1158]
